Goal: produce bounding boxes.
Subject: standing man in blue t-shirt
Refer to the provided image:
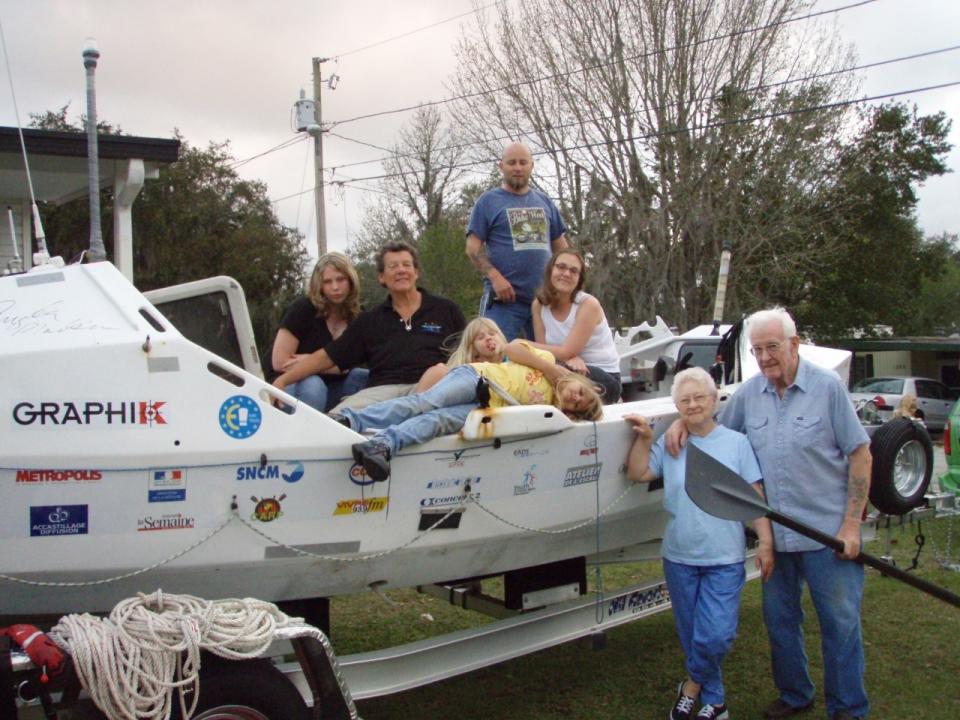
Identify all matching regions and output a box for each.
[466,142,568,340]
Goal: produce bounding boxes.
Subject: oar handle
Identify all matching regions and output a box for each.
[767,510,960,609]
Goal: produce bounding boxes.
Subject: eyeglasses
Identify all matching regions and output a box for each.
[676,393,710,407]
[554,262,581,276]
[749,341,785,357]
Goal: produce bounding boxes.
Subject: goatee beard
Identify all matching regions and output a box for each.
[506,176,529,192]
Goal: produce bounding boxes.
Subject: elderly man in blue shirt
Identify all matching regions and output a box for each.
[669,307,872,720]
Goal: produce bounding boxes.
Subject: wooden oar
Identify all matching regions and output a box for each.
[684,442,960,608]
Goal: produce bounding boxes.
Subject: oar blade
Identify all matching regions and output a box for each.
[684,442,768,523]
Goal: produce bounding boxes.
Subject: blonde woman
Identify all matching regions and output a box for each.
[415,317,507,392]
[269,252,368,411]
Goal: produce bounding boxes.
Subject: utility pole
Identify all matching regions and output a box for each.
[312,56,328,256]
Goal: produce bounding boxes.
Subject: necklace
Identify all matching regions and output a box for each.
[400,316,412,332]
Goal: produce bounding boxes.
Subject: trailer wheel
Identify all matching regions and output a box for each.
[869,417,933,515]
[171,657,310,720]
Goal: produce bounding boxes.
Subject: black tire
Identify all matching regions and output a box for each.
[171,656,311,720]
[869,417,933,515]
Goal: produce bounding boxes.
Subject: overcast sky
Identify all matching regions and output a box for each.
[1,0,958,262]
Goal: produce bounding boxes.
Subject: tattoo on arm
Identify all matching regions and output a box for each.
[846,473,868,518]
[467,243,494,276]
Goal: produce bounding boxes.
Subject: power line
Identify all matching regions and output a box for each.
[269,79,960,203]
[331,1,505,59]
[331,180,396,197]
[322,43,960,174]
[230,134,306,169]
[246,40,959,175]
[239,0,887,172]
[327,131,395,154]
[327,0,878,128]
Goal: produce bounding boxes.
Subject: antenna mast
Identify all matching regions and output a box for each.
[83,38,106,261]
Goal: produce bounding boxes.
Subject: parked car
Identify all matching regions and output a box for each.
[941,400,960,495]
[849,376,958,432]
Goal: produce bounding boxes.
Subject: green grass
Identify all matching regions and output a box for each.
[327,515,960,719]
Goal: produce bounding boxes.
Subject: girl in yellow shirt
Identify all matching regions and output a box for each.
[339,339,602,481]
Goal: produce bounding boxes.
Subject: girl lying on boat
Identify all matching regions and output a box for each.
[414,317,507,391]
[337,337,604,481]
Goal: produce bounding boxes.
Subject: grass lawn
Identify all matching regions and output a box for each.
[327,515,960,719]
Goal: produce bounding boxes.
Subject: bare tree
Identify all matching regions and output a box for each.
[348,106,484,311]
[450,0,856,327]
[350,105,476,255]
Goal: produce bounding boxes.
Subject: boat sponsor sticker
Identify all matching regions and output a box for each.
[432,450,481,468]
[562,462,603,487]
[580,434,598,456]
[30,505,88,536]
[137,513,196,532]
[236,461,304,483]
[16,469,102,484]
[512,447,549,458]
[425,475,480,490]
[250,495,285,522]
[12,400,167,428]
[348,462,374,487]
[218,395,261,439]
[148,468,187,502]
[606,583,669,618]
[333,496,389,516]
[513,465,536,496]
[419,493,474,508]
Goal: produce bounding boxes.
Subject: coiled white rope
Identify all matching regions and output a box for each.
[50,590,298,720]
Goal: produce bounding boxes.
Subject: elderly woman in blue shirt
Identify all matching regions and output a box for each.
[625,367,774,720]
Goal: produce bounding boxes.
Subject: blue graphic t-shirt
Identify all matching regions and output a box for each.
[467,187,567,304]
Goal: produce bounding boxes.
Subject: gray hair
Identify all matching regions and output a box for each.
[746,307,797,340]
[671,367,718,403]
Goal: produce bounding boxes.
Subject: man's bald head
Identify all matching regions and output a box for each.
[499,142,534,193]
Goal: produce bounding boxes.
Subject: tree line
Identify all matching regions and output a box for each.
[30,0,959,347]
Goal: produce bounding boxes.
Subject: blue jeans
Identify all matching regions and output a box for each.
[480,287,533,341]
[584,366,621,403]
[663,559,745,706]
[763,548,868,718]
[286,368,369,412]
[340,365,480,454]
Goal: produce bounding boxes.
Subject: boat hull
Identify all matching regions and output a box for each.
[1,263,674,615]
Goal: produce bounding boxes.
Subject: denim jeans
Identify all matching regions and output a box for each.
[762,548,868,718]
[340,365,480,454]
[286,367,369,412]
[663,559,745,706]
[585,366,621,403]
[480,287,533,341]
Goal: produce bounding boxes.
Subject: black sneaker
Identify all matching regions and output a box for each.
[351,440,391,482]
[328,412,351,428]
[670,682,697,720]
[696,704,729,719]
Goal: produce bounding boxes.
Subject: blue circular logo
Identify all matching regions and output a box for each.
[282,461,305,483]
[219,395,262,439]
[349,462,375,487]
